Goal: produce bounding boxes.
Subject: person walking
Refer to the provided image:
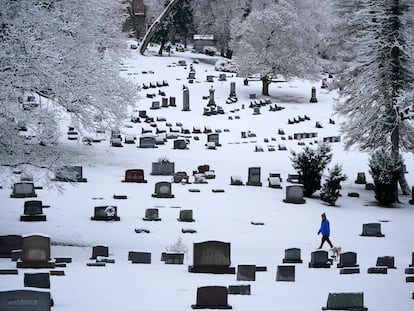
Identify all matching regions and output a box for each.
[317,212,334,249]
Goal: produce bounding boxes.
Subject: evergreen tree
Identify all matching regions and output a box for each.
[320,164,347,206]
[291,143,333,197]
[332,0,414,199]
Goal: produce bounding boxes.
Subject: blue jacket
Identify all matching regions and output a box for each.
[318,218,330,236]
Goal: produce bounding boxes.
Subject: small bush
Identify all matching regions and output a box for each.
[320,164,347,206]
[214,59,237,73]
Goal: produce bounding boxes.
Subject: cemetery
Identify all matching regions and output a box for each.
[0,41,413,311]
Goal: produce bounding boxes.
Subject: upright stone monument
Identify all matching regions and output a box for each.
[309,87,318,103]
[207,86,216,107]
[182,87,190,111]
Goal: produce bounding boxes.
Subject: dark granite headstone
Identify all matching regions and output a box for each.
[322,292,366,311]
[24,273,50,289]
[91,206,120,221]
[183,88,190,111]
[139,136,157,148]
[191,286,232,309]
[283,185,306,204]
[309,87,318,103]
[309,250,331,268]
[246,167,262,186]
[21,201,46,221]
[162,253,184,264]
[90,245,109,259]
[207,133,221,147]
[276,265,295,282]
[337,252,358,268]
[237,265,256,281]
[152,181,174,198]
[189,241,235,274]
[122,169,147,183]
[0,290,52,311]
[230,176,244,186]
[283,248,303,263]
[143,208,161,221]
[54,166,87,182]
[128,251,151,264]
[368,267,387,274]
[360,223,385,237]
[10,182,37,198]
[174,139,188,150]
[17,235,55,269]
[178,210,194,222]
[228,285,250,295]
[354,172,366,184]
[151,162,175,175]
[0,235,22,258]
[376,256,396,269]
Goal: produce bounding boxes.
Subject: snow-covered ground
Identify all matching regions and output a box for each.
[1,43,414,311]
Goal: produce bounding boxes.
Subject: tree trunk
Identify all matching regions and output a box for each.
[261,76,271,96]
[139,0,182,55]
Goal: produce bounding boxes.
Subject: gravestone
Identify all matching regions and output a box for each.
[139,136,157,148]
[188,71,196,80]
[161,253,184,264]
[90,245,109,259]
[237,265,256,281]
[230,176,244,186]
[152,182,174,198]
[218,73,226,81]
[169,96,176,107]
[20,201,46,221]
[0,235,22,258]
[17,234,55,269]
[309,87,318,103]
[283,185,306,204]
[174,139,188,150]
[0,290,52,311]
[322,292,366,311]
[309,250,331,268]
[337,252,359,268]
[54,166,87,182]
[354,172,367,184]
[178,210,195,222]
[91,206,120,221]
[268,174,282,189]
[10,182,37,198]
[11,250,21,261]
[276,265,295,282]
[151,162,175,175]
[182,87,190,111]
[143,208,161,221]
[376,256,396,269]
[246,167,262,186]
[189,241,235,274]
[207,133,221,147]
[128,251,151,264]
[228,285,251,295]
[360,223,385,237]
[191,286,232,309]
[367,267,387,274]
[207,86,216,106]
[24,273,50,289]
[410,252,414,267]
[122,169,147,183]
[283,248,303,263]
[229,82,237,98]
[173,171,190,183]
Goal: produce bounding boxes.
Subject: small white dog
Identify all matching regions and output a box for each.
[331,246,342,261]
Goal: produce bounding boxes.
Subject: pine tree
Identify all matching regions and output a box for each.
[291,143,333,197]
[320,164,347,206]
[332,0,414,200]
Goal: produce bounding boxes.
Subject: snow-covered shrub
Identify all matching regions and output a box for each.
[369,148,403,205]
[203,46,217,56]
[165,236,188,256]
[214,59,237,73]
[320,164,347,206]
[291,143,332,197]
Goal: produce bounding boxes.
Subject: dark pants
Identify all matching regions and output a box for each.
[319,235,333,249]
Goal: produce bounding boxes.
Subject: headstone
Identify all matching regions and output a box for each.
[309,250,331,268]
[143,208,161,221]
[276,265,295,282]
[24,273,50,289]
[161,253,184,264]
[91,206,120,221]
[218,73,226,81]
[410,252,414,267]
[207,86,215,106]
[340,267,360,274]
[17,235,55,269]
[151,162,175,175]
[54,166,87,182]
[122,169,147,183]
[0,235,22,258]
[0,290,52,311]
[283,185,306,204]
[10,182,37,198]
[360,223,385,237]
[230,176,244,186]
[90,245,109,259]
[268,173,282,189]
[337,252,358,268]
[309,87,318,103]
[178,210,195,222]
[152,182,174,198]
[139,136,157,148]
[206,75,214,83]
[173,171,190,183]
[283,248,303,263]
[229,82,236,98]
[228,285,251,295]
[128,251,151,264]
[174,139,188,150]
[237,265,256,281]
[21,201,46,221]
[376,256,396,269]
[207,133,221,147]
[182,87,190,111]
[367,267,387,274]
[322,292,366,311]
[354,172,367,184]
[189,241,235,274]
[11,250,21,261]
[246,167,262,186]
[191,286,232,309]
[169,96,176,107]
